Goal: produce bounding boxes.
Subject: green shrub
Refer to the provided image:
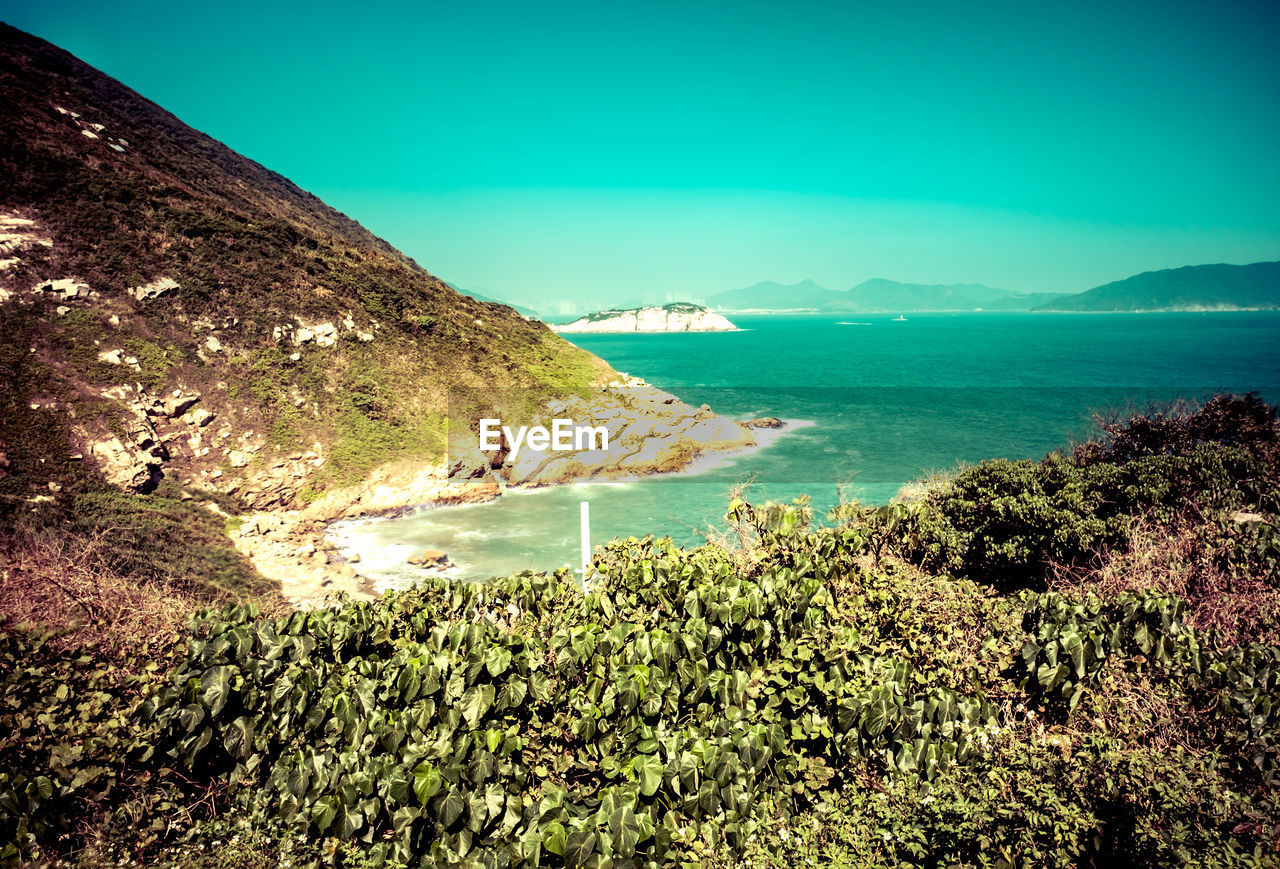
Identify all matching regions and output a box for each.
[0,628,165,860]
[1075,392,1279,467]
[894,442,1276,587]
[4,494,1279,865]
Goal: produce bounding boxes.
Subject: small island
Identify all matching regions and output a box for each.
[552,302,738,333]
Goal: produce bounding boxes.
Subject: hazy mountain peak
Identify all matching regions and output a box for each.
[1034,261,1280,312]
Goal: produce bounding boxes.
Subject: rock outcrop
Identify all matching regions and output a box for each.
[0,211,53,278]
[128,277,178,302]
[408,549,451,569]
[553,303,737,333]
[78,393,168,492]
[34,278,92,300]
[457,384,758,489]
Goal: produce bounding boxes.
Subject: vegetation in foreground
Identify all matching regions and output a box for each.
[1,393,1278,867]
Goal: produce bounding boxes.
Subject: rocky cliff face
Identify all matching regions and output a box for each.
[553,304,737,333]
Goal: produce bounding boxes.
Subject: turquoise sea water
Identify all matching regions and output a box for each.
[333,313,1280,587]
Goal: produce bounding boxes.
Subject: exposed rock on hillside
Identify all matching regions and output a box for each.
[129,277,178,301]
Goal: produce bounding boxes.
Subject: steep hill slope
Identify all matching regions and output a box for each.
[1035,261,1280,312]
[0,23,608,514]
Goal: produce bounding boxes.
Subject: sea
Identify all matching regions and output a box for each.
[332,312,1280,588]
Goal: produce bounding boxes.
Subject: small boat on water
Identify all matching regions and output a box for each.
[892,314,908,321]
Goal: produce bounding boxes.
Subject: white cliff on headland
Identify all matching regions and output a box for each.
[553,302,737,333]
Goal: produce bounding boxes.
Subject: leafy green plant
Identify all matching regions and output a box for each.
[2,399,1278,865]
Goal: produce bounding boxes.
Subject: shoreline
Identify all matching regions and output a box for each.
[326,416,814,593]
[232,384,804,607]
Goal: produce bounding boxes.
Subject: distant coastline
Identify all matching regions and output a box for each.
[698,261,1280,315]
[706,307,1280,316]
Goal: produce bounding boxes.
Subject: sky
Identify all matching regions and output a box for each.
[4,0,1280,308]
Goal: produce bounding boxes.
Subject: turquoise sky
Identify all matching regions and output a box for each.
[5,0,1279,305]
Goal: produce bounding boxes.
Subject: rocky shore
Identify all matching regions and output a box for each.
[4,210,766,607]
[233,378,772,607]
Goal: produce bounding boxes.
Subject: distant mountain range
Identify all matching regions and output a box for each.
[1033,261,1280,312]
[704,261,1280,314]
[707,279,1066,313]
[446,284,541,318]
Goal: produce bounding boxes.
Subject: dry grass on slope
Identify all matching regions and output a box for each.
[0,512,288,664]
[1049,514,1280,647]
[1,525,205,662]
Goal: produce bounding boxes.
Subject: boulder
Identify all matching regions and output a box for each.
[408,549,451,569]
[745,417,784,429]
[163,391,200,418]
[36,278,90,299]
[313,322,337,347]
[129,277,178,302]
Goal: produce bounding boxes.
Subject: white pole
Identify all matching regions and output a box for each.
[579,500,591,591]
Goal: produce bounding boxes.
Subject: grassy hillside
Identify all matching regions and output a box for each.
[2,394,1277,866]
[0,22,607,514]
